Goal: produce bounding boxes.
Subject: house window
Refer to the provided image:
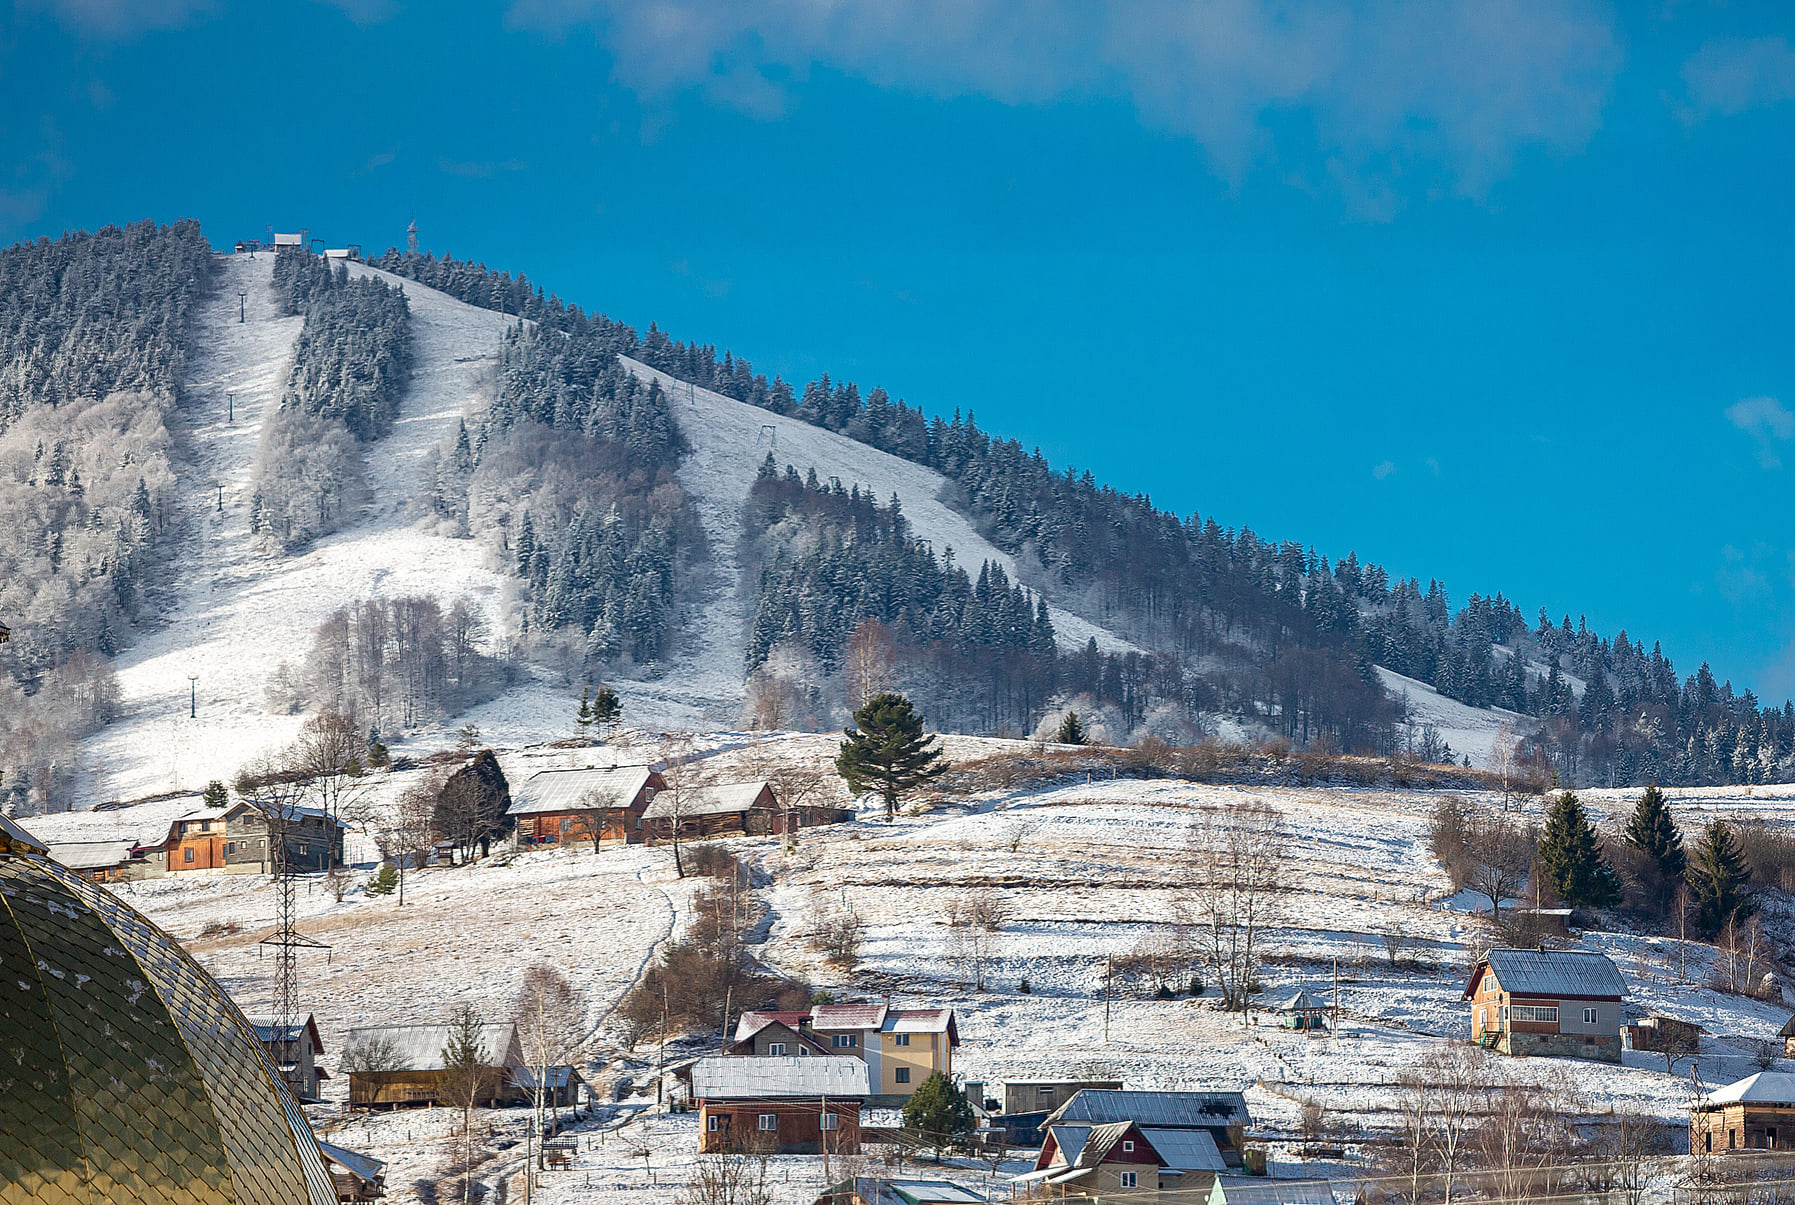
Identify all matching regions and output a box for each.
[1705,1132,1712,1152]
[832,1034,857,1049]
[1509,1005,1558,1024]
[1730,1129,1737,1149]
[821,1113,839,1131]
[891,1033,910,1047]
[707,1115,726,1132]
[895,1068,910,1084]
[561,818,573,833]
[1122,1140,1134,1152]
[758,1114,778,1132]
[1583,1007,1597,1025]
[768,1043,787,1056]
[1769,1127,1779,1148]
[184,848,194,863]
[1120,1173,1138,1188]
[298,844,308,857]
[1481,974,1495,994]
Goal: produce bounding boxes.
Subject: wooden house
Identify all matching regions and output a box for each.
[1780,1015,1795,1058]
[158,806,232,871]
[1019,1089,1248,1201]
[692,1056,869,1155]
[729,1012,835,1057]
[46,839,141,882]
[344,1022,525,1109]
[1001,1079,1124,1116]
[317,1140,386,1202]
[1464,947,1627,1063]
[507,766,664,848]
[641,781,784,839]
[514,1064,588,1109]
[1693,1071,1795,1153]
[247,1013,329,1101]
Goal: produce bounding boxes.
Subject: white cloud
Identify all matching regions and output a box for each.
[506,0,1621,209]
[1372,460,1396,480]
[1680,36,1795,122]
[1728,396,1795,469]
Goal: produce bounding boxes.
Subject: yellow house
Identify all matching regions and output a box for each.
[732,1003,959,1103]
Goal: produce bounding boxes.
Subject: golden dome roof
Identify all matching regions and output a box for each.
[0,831,337,1205]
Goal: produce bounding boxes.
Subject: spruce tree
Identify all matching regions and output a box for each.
[836,692,949,821]
[575,686,594,738]
[202,779,230,810]
[1622,784,1685,909]
[1055,710,1087,745]
[1535,791,1621,908]
[1689,819,1753,937]
[900,1070,975,1157]
[590,685,622,733]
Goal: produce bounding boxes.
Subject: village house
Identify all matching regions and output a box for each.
[816,1178,989,1204]
[1780,1015,1795,1058]
[317,1141,386,1203]
[1464,947,1628,1063]
[1001,1079,1125,1116]
[46,838,142,881]
[158,805,231,870]
[732,1002,959,1103]
[507,765,665,848]
[220,802,344,874]
[1019,1089,1250,1201]
[641,781,785,839]
[1693,1071,1795,1153]
[1208,1177,1338,1205]
[343,1022,525,1109]
[514,1063,589,1109]
[691,1055,870,1155]
[246,1013,329,1101]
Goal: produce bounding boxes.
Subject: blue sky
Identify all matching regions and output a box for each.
[5,1,1795,700]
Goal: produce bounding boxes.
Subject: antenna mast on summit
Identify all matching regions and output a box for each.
[407,213,419,256]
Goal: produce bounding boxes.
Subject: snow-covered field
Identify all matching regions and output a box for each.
[37,734,1795,1203]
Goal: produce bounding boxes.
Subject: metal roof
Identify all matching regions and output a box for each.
[1471,948,1628,1000]
[1702,1072,1795,1107]
[344,1023,521,1071]
[887,1008,955,1035]
[641,781,770,820]
[317,1141,385,1185]
[47,839,137,869]
[734,1011,811,1041]
[691,1055,870,1099]
[0,813,46,856]
[813,1003,889,1030]
[1210,1178,1338,1205]
[1047,1089,1251,1129]
[1141,1127,1227,1171]
[1047,1124,1091,1166]
[508,766,653,817]
[514,1065,585,1091]
[244,1013,324,1054]
[1280,992,1324,1012]
[836,1179,989,1205]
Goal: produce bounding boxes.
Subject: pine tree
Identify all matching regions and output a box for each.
[590,686,621,733]
[1055,710,1087,745]
[1622,784,1686,909]
[899,1070,975,1157]
[836,692,949,821]
[202,779,230,810]
[1688,819,1753,937]
[575,686,594,739]
[1535,791,1620,908]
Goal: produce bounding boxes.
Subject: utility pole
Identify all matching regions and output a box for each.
[227,391,234,423]
[1104,952,1112,1044]
[214,484,223,513]
[238,290,247,323]
[1333,956,1340,1034]
[188,675,198,718]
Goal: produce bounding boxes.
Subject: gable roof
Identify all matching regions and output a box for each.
[47,839,139,870]
[691,1054,870,1099]
[1702,1071,1795,1108]
[317,1141,385,1187]
[734,1010,812,1042]
[886,1008,957,1041]
[1465,948,1628,1000]
[813,1002,890,1030]
[1047,1089,1251,1129]
[1142,1127,1227,1171]
[1280,992,1324,1012]
[642,781,771,820]
[0,813,45,856]
[831,1179,989,1205]
[1779,1016,1795,1040]
[1071,1121,1142,1168]
[507,766,654,816]
[244,1013,325,1054]
[343,1022,521,1071]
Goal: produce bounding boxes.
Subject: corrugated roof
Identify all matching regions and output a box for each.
[1703,1071,1795,1107]
[1280,992,1323,1012]
[47,839,137,869]
[1047,1124,1091,1167]
[837,1179,989,1205]
[1210,1178,1338,1205]
[344,1023,521,1071]
[514,1065,584,1091]
[690,1055,870,1099]
[1073,1121,1137,1169]
[813,1003,889,1030]
[888,1008,955,1034]
[642,781,770,820]
[1048,1089,1251,1129]
[1474,949,1628,1000]
[317,1141,385,1185]
[507,766,653,817]
[1141,1127,1227,1171]
[0,813,47,855]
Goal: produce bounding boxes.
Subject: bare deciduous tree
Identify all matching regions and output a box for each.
[655,731,711,878]
[1464,809,1534,921]
[945,891,1009,991]
[377,769,443,906]
[844,618,897,711]
[807,893,865,967]
[513,963,589,1195]
[291,708,372,825]
[1189,803,1283,1014]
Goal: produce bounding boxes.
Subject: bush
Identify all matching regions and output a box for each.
[1188,974,1205,997]
[1018,977,1031,994]
[364,862,398,896]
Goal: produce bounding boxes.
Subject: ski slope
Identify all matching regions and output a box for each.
[1375,666,1532,771]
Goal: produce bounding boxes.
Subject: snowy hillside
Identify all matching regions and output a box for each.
[1375,666,1532,771]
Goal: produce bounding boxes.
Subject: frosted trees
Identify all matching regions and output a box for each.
[1189,804,1283,1015]
[513,964,588,1186]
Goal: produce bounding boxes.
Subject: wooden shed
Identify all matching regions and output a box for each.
[507,765,665,848]
[691,1055,869,1155]
[1694,1071,1795,1153]
[641,781,783,840]
[345,1022,525,1109]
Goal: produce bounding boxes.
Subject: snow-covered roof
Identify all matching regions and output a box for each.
[837,1179,988,1205]
[244,1013,324,1053]
[734,1010,811,1041]
[1471,948,1628,1000]
[317,1141,385,1185]
[1280,992,1324,1012]
[813,1002,889,1030]
[343,1023,521,1071]
[886,1007,955,1035]
[1142,1127,1227,1171]
[47,839,137,869]
[508,766,653,816]
[1702,1071,1795,1108]
[690,1055,870,1099]
[1048,1089,1251,1129]
[1210,1177,1338,1205]
[514,1065,585,1090]
[641,781,771,820]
